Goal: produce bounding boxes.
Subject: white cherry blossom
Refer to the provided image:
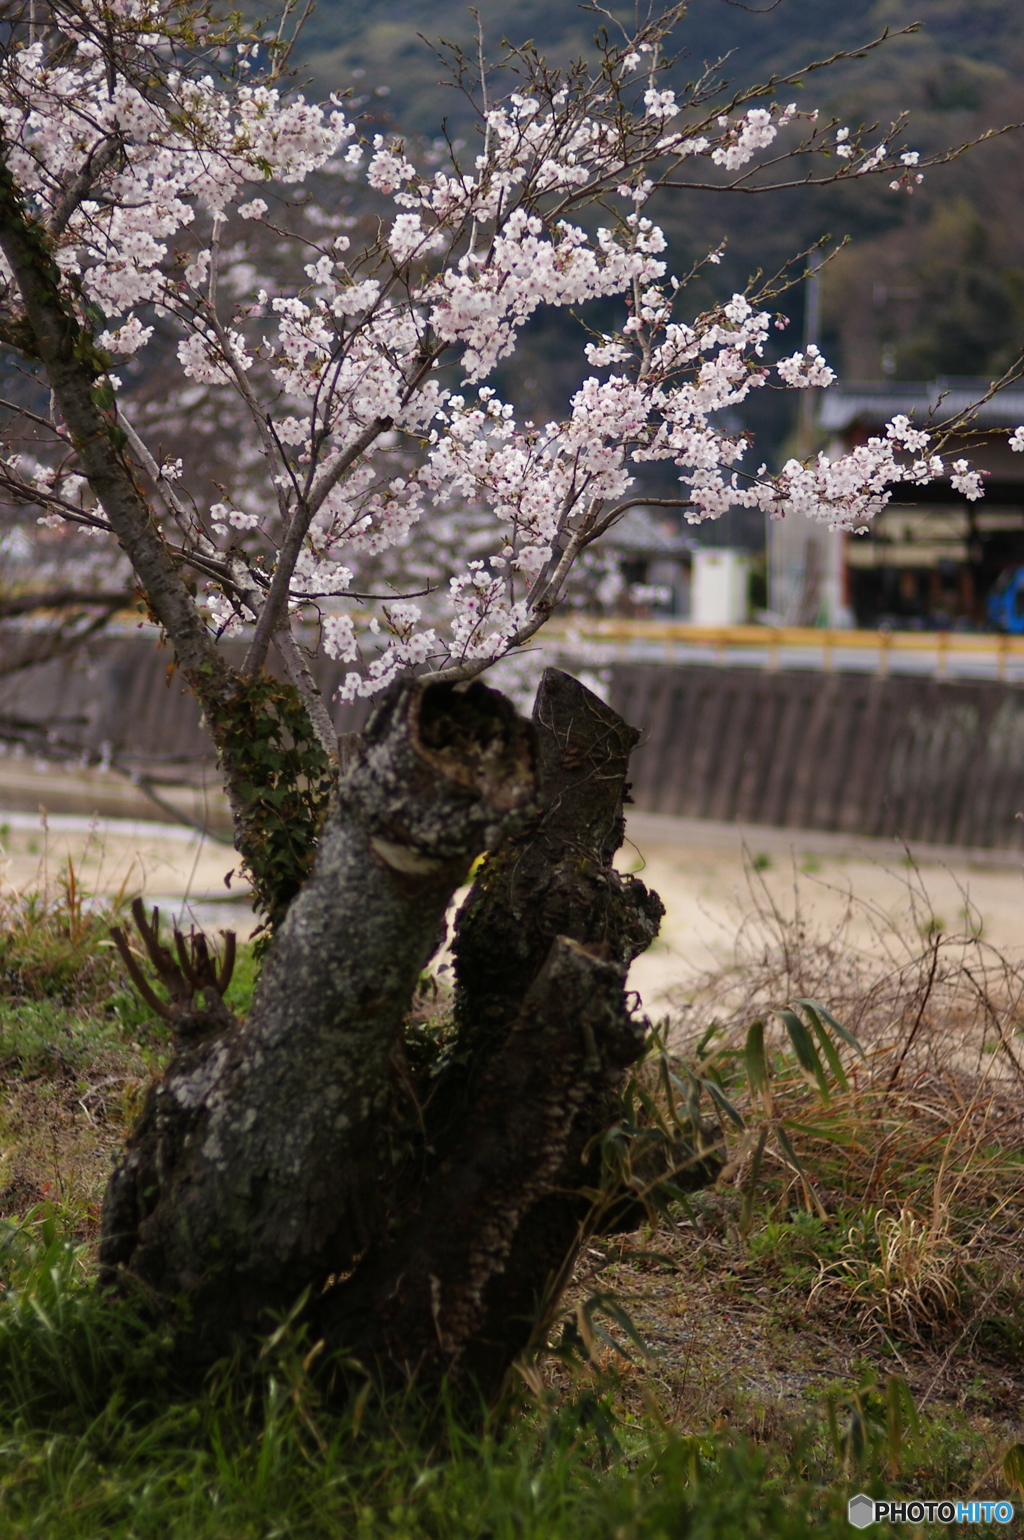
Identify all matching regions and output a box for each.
[0,0,1002,708]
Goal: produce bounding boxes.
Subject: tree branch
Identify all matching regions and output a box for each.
[0,587,132,618]
[48,134,122,237]
[242,415,391,676]
[0,602,122,678]
[273,624,339,764]
[0,147,227,689]
[0,705,233,842]
[661,122,1023,195]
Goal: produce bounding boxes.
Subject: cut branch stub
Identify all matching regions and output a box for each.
[99,678,537,1352]
[450,667,664,1061]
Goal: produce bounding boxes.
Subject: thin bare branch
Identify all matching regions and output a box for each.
[0,586,132,618]
[48,133,122,236]
[242,414,392,676]
[273,623,339,763]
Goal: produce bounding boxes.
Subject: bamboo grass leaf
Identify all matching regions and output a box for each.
[794,997,865,1056]
[582,1292,653,1362]
[781,1117,856,1146]
[797,999,855,1089]
[698,1074,745,1130]
[1003,1444,1024,1497]
[774,1007,830,1101]
[744,1019,770,1112]
[775,1125,827,1217]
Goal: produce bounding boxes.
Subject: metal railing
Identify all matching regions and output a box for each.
[542,620,1024,680]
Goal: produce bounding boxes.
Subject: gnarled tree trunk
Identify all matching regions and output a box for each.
[101,679,536,1343]
[101,668,717,1394]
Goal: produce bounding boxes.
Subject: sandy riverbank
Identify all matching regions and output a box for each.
[4,804,1023,1011]
[619,813,1024,1008]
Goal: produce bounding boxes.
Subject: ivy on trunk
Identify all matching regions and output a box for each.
[100,669,719,1395]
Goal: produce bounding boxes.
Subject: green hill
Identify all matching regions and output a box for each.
[296,0,1024,134]
[284,1,1024,478]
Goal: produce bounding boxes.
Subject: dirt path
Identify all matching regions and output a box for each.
[6,803,1024,1003]
[619,813,1024,1010]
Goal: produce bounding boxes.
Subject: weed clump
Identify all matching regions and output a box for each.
[0,862,257,1228]
[0,875,125,1007]
[633,850,1024,1409]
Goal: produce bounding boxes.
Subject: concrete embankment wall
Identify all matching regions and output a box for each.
[611,664,1024,851]
[0,634,367,826]
[5,636,1024,850]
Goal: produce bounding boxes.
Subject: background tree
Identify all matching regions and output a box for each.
[0,0,1020,1394]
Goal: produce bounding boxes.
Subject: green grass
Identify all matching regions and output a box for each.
[1,1210,1003,1540]
[747,1210,848,1290]
[0,872,261,1220]
[2,875,1024,1536]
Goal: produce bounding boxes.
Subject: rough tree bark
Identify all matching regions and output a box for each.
[426,669,720,1392]
[309,670,677,1391]
[101,667,721,1397]
[314,934,645,1388]
[100,679,536,1351]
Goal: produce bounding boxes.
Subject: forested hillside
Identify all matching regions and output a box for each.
[288,0,1024,462]
[298,0,1024,140]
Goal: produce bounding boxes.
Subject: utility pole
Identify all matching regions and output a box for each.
[771,249,829,624]
[797,249,823,456]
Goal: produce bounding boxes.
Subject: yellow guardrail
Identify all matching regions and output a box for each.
[542,620,1024,679]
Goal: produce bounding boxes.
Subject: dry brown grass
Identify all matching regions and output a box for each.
[670,849,1024,1100]
[551,851,1024,1435]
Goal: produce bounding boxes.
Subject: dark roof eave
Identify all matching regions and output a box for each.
[882,478,1024,507]
[818,379,1024,433]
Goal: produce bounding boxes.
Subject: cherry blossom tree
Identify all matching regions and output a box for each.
[2,0,1022,1392]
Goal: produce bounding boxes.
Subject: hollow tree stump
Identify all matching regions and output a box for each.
[318,671,706,1396]
[99,679,536,1354]
[100,667,719,1397]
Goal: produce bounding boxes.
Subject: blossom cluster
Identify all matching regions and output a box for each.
[0,0,353,336]
[0,0,986,701]
[710,105,796,171]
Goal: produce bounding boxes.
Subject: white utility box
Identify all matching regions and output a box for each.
[691,548,750,625]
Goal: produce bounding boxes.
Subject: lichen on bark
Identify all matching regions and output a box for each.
[100,677,537,1354]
